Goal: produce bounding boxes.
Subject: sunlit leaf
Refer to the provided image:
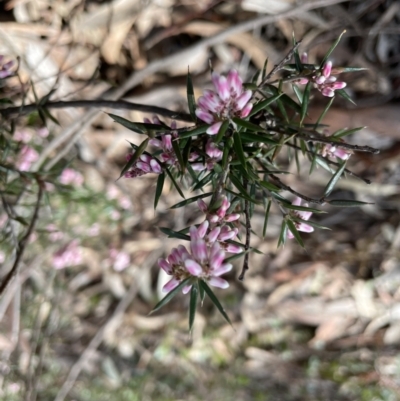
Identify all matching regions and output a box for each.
[336,88,356,106]
[320,30,346,68]
[158,227,190,241]
[328,199,373,207]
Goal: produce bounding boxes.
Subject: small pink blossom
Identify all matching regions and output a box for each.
[321,143,351,160]
[109,249,130,272]
[158,225,233,294]
[287,197,314,239]
[47,224,64,242]
[124,153,162,178]
[53,240,82,270]
[296,60,347,98]
[59,168,84,186]
[196,69,253,135]
[0,56,14,79]
[17,146,39,171]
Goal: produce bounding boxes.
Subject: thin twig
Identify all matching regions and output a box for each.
[238,179,251,281]
[0,100,193,122]
[259,41,302,86]
[269,174,326,204]
[0,182,43,297]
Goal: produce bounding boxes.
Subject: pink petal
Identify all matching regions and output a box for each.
[206,122,222,136]
[225,244,242,254]
[195,109,215,124]
[162,135,173,151]
[298,78,309,85]
[191,163,206,171]
[182,284,193,294]
[321,88,335,97]
[150,160,162,174]
[158,258,172,275]
[212,263,233,277]
[212,72,230,101]
[331,81,347,90]
[218,228,236,241]
[149,139,162,147]
[207,277,229,289]
[287,231,294,239]
[197,220,209,238]
[334,148,350,160]
[190,225,200,239]
[300,52,308,63]
[292,197,302,207]
[197,199,208,213]
[184,259,203,276]
[235,90,252,111]
[298,223,314,233]
[207,226,221,243]
[227,69,243,97]
[177,245,191,261]
[224,213,240,222]
[162,278,181,293]
[322,61,332,78]
[315,76,326,85]
[209,248,225,271]
[240,103,253,118]
[136,162,151,173]
[190,238,208,263]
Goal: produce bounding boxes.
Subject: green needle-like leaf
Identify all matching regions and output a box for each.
[286,219,305,248]
[165,167,185,199]
[158,227,190,241]
[199,280,232,326]
[262,199,271,238]
[215,119,230,144]
[189,285,198,332]
[277,220,288,247]
[300,82,312,125]
[328,199,373,207]
[178,124,209,139]
[336,88,356,105]
[323,161,347,197]
[320,30,346,68]
[186,70,197,121]
[170,192,213,209]
[233,131,247,171]
[171,138,185,172]
[150,278,191,315]
[154,172,165,209]
[118,137,149,179]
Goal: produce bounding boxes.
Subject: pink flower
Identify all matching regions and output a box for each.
[287,197,314,239]
[158,225,233,294]
[17,146,39,171]
[196,70,253,135]
[297,60,347,98]
[53,240,82,270]
[124,153,162,178]
[198,196,240,225]
[321,143,351,160]
[109,249,130,272]
[59,168,84,186]
[0,56,14,79]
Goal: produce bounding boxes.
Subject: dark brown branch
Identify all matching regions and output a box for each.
[0,100,193,123]
[0,182,43,297]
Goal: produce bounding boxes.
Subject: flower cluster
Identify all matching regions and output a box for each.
[124,153,162,178]
[17,145,39,171]
[196,70,253,135]
[287,197,314,239]
[321,142,351,160]
[158,195,243,294]
[298,56,347,98]
[0,55,14,79]
[158,224,234,294]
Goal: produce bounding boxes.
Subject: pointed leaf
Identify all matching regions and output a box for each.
[262,199,271,238]
[323,161,347,197]
[328,199,373,207]
[118,137,149,179]
[199,280,232,326]
[170,192,213,209]
[158,227,190,241]
[215,119,230,144]
[108,113,146,134]
[150,277,191,314]
[286,219,305,248]
[320,30,346,68]
[248,93,283,117]
[300,81,311,125]
[277,220,288,247]
[165,167,185,199]
[233,131,247,171]
[186,70,196,121]
[332,126,365,138]
[171,138,185,172]
[178,124,209,139]
[336,88,356,105]
[314,97,335,129]
[154,173,165,209]
[189,285,198,332]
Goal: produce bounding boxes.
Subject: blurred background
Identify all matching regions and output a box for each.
[0,0,400,400]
